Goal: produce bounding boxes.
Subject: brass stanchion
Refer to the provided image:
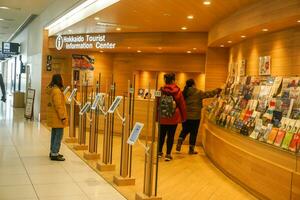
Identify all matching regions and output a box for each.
[83,74,101,160]
[136,74,162,200]
[97,76,117,171]
[65,82,79,143]
[113,77,136,186]
[74,79,88,150]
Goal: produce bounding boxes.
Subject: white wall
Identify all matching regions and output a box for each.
[11,0,84,120]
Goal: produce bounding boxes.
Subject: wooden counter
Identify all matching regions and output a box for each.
[202,118,300,200]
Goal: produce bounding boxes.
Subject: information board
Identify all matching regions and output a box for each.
[24,89,35,119]
[107,96,123,114]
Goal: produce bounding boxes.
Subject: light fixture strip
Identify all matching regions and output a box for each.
[45,0,120,36]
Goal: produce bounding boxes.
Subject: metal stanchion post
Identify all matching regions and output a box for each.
[136,74,162,200]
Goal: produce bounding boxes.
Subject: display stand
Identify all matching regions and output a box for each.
[97,77,117,171]
[24,88,35,120]
[113,78,136,186]
[136,75,162,200]
[65,85,79,143]
[84,74,101,160]
[74,80,89,151]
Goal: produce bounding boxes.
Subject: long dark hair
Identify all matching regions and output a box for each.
[49,74,64,89]
[183,79,195,99]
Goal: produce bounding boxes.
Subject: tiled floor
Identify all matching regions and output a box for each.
[0,98,126,200]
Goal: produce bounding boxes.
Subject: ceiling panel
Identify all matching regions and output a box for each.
[59,0,260,35]
[0,0,55,45]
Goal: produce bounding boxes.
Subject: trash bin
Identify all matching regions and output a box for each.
[13,92,25,108]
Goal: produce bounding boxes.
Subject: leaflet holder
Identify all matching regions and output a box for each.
[136,75,162,200]
[84,75,102,160]
[65,87,79,143]
[97,76,117,172]
[113,77,136,186]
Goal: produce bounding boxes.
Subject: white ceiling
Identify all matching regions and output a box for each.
[0,0,55,45]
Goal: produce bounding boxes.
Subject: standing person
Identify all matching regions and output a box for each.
[0,73,6,102]
[158,73,187,161]
[176,79,221,154]
[46,74,68,161]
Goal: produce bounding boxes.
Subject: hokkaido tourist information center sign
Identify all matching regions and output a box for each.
[55,34,116,50]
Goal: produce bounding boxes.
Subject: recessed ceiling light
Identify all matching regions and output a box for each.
[137,50,142,53]
[241,35,246,38]
[94,17,100,20]
[227,40,232,43]
[0,6,9,10]
[203,0,211,5]
[100,50,104,53]
[158,47,162,50]
[127,47,131,49]
[193,47,197,50]
[262,28,269,32]
[181,26,187,30]
[187,51,192,54]
[68,29,72,32]
[220,45,224,47]
[116,27,121,31]
[297,20,300,23]
[0,19,3,21]
[187,15,194,19]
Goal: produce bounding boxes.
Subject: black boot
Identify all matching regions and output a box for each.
[50,155,65,161]
[189,145,198,155]
[176,138,183,152]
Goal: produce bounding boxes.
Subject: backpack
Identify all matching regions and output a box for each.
[160,90,177,118]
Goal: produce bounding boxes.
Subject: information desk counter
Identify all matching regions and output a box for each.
[202,118,300,200]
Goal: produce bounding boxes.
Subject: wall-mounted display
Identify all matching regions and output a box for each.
[207,74,300,153]
[259,56,271,76]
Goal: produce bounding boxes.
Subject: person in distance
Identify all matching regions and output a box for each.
[158,73,187,161]
[0,73,6,102]
[46,74,68,161]
[176,79,221,154]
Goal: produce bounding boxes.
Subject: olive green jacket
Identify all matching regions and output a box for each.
[185,87,220,120]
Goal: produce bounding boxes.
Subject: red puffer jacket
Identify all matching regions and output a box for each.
[159,84,187,125]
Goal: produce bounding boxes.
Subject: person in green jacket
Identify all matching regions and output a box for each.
[176,79,221,154]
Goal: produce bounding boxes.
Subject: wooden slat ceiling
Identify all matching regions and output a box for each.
[59,0,260,35]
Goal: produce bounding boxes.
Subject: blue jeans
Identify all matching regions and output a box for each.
[50,128,64,156]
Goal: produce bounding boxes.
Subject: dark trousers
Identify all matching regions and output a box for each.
[50,128,64,156]
[159,124,178,155]
[179,119,201,146]
[0,74,6,99]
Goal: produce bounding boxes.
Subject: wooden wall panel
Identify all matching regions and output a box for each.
[203,121,296,200]
[230,26,300,76]
[113,53,206,95]
[205,47,229,90]
[208,0,300,46]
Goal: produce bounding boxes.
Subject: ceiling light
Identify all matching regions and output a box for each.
[181,26,187,30]
[0,19,3,21]
[127,47,131,49]
[227,40,232,43]
[203,0,211,5]
[220,45,224,47]
[158,47,162,50]
[187,51,192,54]
[100,50,104,53]
[116,27,121,31]
[0,6,9,10]
[241,35,246,38]
[187,15,194,19]
[45,0,120,36]
[297,20,300,23]
[193,47,197,50]
[137,50,142,53]
[262,28,269,32]
[68,29,72,32]
[94,17,100,20]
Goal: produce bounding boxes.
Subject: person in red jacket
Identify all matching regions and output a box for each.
[158,73,187,161]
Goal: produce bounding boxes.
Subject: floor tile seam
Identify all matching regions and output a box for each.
[9,127,41,200]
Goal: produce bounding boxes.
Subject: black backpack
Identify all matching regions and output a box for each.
[160,90,176,118]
